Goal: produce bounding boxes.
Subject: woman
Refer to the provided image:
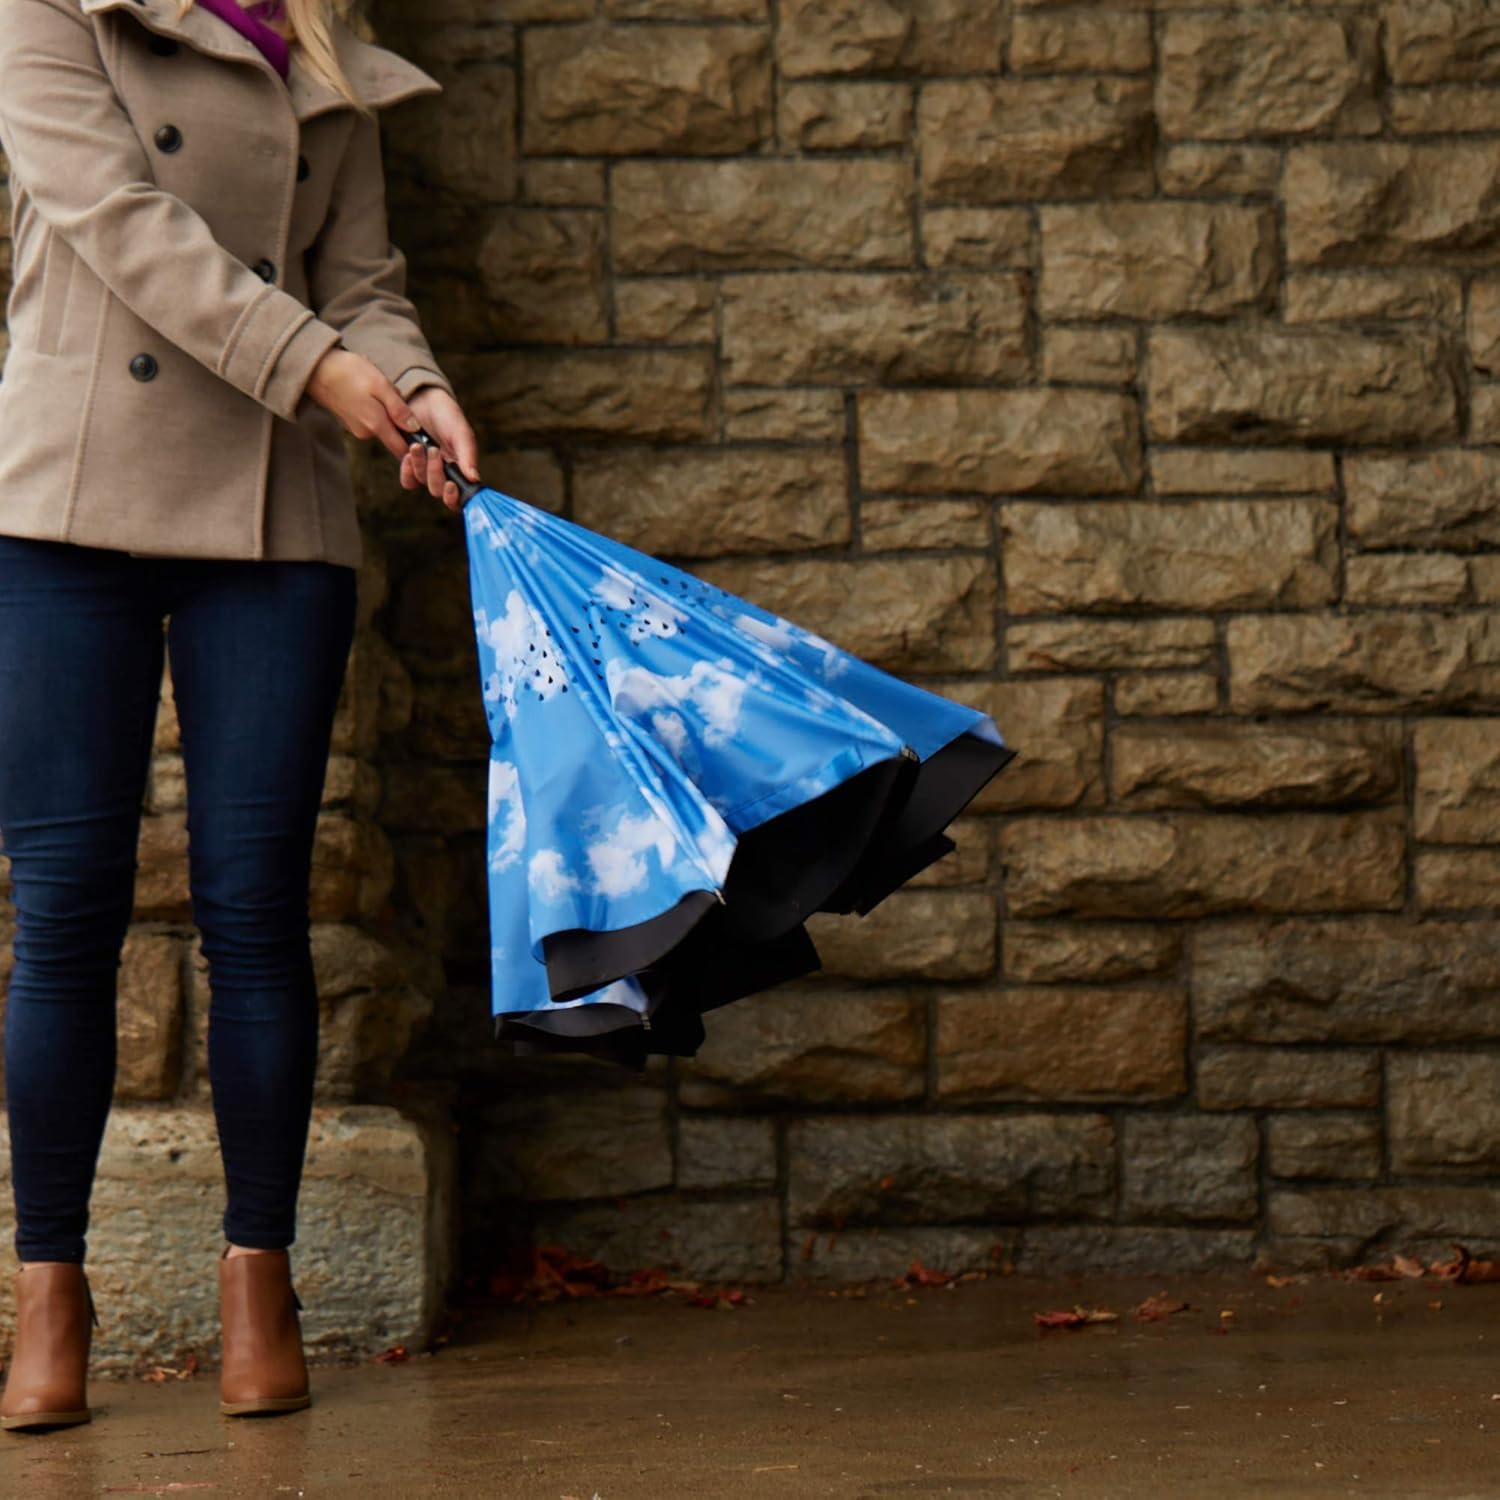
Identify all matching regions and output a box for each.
[0,0,477,1428]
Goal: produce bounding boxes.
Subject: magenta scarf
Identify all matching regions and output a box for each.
[194,0,291,81]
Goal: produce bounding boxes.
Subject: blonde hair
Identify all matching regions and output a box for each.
[177,0,373,116]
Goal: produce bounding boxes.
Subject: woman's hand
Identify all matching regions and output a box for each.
[305,346,422,459]
[400,387,481,513]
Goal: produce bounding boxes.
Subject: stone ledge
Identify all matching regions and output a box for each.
[0,1104,454,1375]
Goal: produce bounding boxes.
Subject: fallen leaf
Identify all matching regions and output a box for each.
[1134,1292,1190,1323]
[1431,1244,1500,1284]
[1034,1305,1118,1331]
[374,1344,409,1364]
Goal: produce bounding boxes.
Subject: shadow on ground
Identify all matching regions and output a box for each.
[2,1273,1497,1498]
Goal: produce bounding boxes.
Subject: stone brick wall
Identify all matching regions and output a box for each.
[3,0,1500,1305]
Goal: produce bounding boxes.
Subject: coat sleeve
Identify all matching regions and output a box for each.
[305,108,454,403]
[0,0,342,422]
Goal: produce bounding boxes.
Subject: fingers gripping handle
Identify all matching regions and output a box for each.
[404,426,482,504]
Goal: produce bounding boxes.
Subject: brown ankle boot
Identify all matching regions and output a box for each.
[217,1247,311,1417]
[1,1262,97,1431]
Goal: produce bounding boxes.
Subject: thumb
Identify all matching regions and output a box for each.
[381,386,421,435]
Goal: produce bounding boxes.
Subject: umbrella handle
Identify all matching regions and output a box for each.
[402,425,482,504]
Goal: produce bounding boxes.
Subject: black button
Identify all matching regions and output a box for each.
[253,259,276,282]
[296,155,310,182]
[147,35,179,56]
[129,353,158,382]
[154,124,182,153]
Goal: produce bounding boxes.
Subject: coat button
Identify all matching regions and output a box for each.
[253,259,277,282]
[154,123,182,153]
[129,353,158,382]
[147,35,179,56]
[296,155,310,182]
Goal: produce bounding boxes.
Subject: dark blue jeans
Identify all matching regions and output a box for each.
[0,533,357,1263]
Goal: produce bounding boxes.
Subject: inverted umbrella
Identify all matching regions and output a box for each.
[406,429,1017,1071]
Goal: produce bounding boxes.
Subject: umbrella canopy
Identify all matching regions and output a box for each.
[458,472,1017,1071]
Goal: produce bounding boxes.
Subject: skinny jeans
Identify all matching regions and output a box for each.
[0,532,357,1262]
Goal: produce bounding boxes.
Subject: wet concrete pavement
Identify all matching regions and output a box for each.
[2,1271,1498,1498]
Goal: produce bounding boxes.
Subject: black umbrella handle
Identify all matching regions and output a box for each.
[402,425,482,504]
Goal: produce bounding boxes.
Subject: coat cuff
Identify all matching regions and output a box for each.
[221,288,344,421]
[393,364,456,401]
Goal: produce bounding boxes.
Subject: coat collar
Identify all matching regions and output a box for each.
[80,0,443,122]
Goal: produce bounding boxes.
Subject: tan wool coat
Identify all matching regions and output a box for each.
[0,0,456,568]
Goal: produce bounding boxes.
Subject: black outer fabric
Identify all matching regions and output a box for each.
[494,730,1018,1071]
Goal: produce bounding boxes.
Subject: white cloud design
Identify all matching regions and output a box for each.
[488,756,526,874]
[585,809,679,898]
[736,610,850,682]
[592,563,689,643]
[474,588,568,717]
[604,656,752,749]
[529,848,581,903]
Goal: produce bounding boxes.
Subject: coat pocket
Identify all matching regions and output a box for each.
[34,230,83,358]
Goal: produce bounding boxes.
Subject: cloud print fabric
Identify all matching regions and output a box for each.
[464,486,1015,1069]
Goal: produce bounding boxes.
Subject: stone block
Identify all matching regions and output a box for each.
[860,498,991,553]
[476,1084,672,1202]
[1011,11,1152,73]
[793,1227,1012,1283]
[1040,203,1276,319]
[1266,1113,1383,1180]
[1015,1226,1255,1275]
[921,207,1033,269]
[1196,1047,1381,1110]
[676,1117,777,1190]
[920,78,1154,202]
[1193,916,1500,1043]
[1111,722,1403,809]
[692,555,997,673]
[115,931,185,1101]
[859,389,1141,496]
[777,0,1003,77]
[1003,500,1338,614]
[1416,850,1500,910]
[470,208,606,345]
[722,389,845,443]
[786,1113,1115,1227]
[0,1105,453,1373]
[1001,813,1404,919]
[807,889,996,981]
[573,447,850,557]
[1269,1186,1500,1245]
[1391,84,1500,134]
[1120,1114,1259,1222]
[677,986,924,1105]
[1151,447,1336,496]
[613,160,913,272]
[1003,922,1182,985]
[936,988,1187,1102]
[961,676,1104,812]
[1114,673,1218,717]
[1284,270,1462,324]
[615,278,716,344]
[1158,16,1380,138]
[455,349,715,441]
[1286,142,1500,267]
[1042,325,1137,386]
[1414,719,1500,842]
[387,64,515,204]
[531,1196,784,1282]
[723,273,1028,386]
[1007,617,1217,674]
[1160,144,1280,197]
[1384,1,1500,85]
[520,157,605,206]
[1346,450,1500,551]
[780,82,911,151]
[906,816,992,889]
[1346,553,1471,607]
[1470,276,1500,371]
[1228,611,1500,713]
[524,24,771,155]
[1390,1052,1500,1173]
[1147,326,1458,445]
